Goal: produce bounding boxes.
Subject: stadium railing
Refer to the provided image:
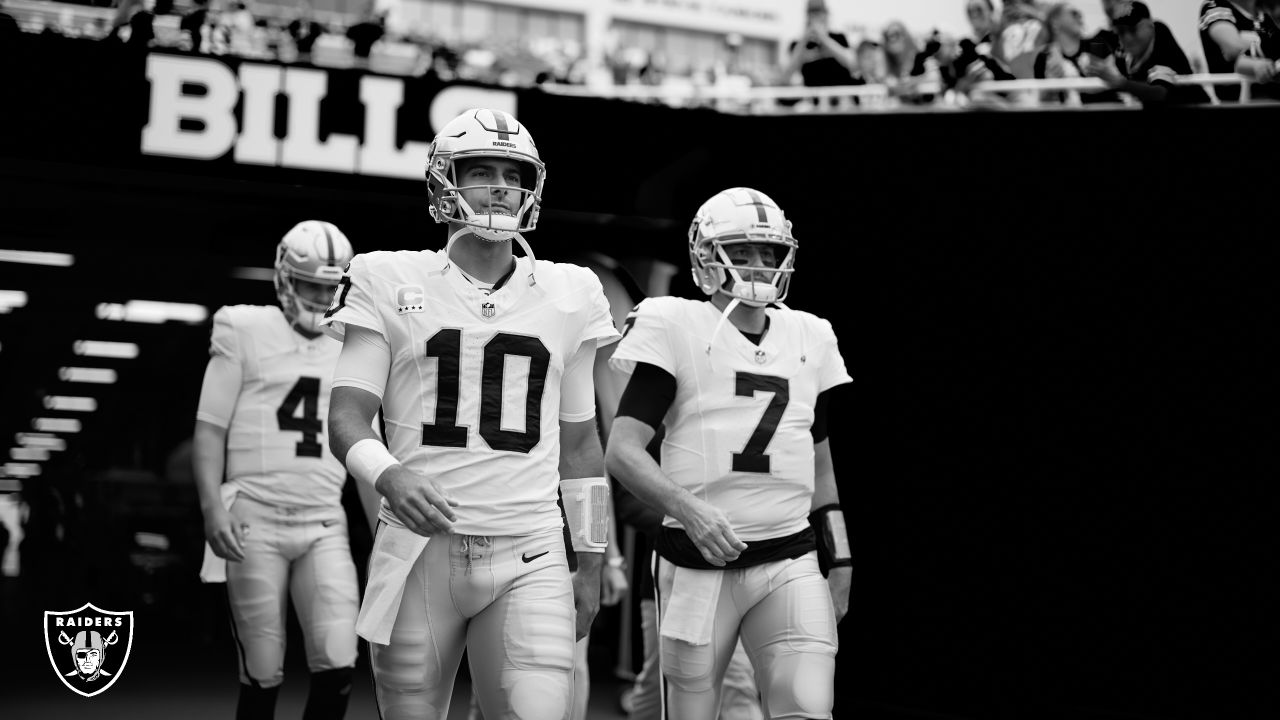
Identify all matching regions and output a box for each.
[540,74,1265,112]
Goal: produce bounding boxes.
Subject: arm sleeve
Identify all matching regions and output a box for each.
[559,342,597,422]
[608,299,677,376]
[332,324,391,399]
[320,254,386,342]
[811,387,832,442]
[616,362,677,431]
[195,307,242,428]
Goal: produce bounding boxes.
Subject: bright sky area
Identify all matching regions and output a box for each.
[821,0,1206,67]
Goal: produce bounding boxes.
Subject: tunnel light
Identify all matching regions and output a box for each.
[96,300,208,325]
[43,396,97,412]
[232,267,274,281]
[33,418,81,433]
[0,290,28,313]
[11,447,49,462]
[73,340,139,359]
[3,463,40,478]
[59,367,118,384]
[15,433,66,450]
[0,479,22,492]
[0,250,74,267]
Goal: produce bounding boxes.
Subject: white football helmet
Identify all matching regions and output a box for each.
[274,220,354,334]
[425,108,545,243]
[689,187,797,308]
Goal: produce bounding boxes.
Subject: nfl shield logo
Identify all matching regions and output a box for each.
[44,603,134,697]
[481,302,496,318]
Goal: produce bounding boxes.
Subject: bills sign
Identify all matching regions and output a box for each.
[141,54,517,179]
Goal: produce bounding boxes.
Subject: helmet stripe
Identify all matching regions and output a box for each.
[744,189,769,223]
[321,223,335,266]
[492,111,511,140]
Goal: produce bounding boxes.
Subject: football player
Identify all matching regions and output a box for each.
[605,188,853,719]
[324,108,620,720]
[194,221,358,720]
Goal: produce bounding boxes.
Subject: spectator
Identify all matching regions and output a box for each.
[1086,1,1210,105]
[1034,2,1122,104]
[287,2,325,61]
[347,6,386,62]
[994,0,1051,78]
[108,0,155,49]
[180,0,208,53]
[854,39,887,84]
[882,20,920,84]
[930,1,1016,97]
[781,0,856,89]
[1199,0,1280,101]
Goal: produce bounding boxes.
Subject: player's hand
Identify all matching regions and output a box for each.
[675,495,747,567]
[573,558,604,640]
[828,566,851,624]
[375,465,459,537]
[204,508,247,562]
[600,562,629,606]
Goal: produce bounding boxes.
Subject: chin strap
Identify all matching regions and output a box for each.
[513,233,538,287]
[439,228,537,287]
[705,296,742,367]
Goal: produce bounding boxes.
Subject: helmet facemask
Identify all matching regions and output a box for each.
[273,220,353,335]
[427,151,544,243]
[690,225,797,308]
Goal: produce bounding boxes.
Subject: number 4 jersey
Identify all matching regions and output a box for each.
[197,305,347,508]
[610,297,852,542]
[322,250,620,537]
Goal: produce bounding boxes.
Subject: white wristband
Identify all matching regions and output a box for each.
[345,438,399,487]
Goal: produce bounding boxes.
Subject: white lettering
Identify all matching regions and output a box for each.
[281,68,358,174]
[358,76,431,178]
[141,56,519,180]
[142,55,238,160]
[234,64,284,166]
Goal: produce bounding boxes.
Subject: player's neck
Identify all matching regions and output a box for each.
[292,323,322,340]
[447,230,515,284]
[711,293,768,335]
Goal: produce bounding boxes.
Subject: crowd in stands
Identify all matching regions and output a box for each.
[6,0,1279,106]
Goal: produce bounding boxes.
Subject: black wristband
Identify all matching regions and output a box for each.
[809,503,852,578]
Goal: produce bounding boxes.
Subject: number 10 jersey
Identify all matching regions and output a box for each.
[610,297,852,542]
[323,250,619,537]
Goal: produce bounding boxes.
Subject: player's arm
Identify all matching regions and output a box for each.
[193,345,245,562]
[605,362,747,567]
[328,324,457,536]
[560,342,612,639]
[809,389,852,623]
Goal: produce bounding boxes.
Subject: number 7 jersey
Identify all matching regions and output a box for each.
[610,297,852,541]
[322,250,620,537]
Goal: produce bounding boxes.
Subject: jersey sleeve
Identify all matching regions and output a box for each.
[320,254,385,342]
[608,298,678,376]
[1199,1,1235,32]
[195,307,243,428]
[578,268,622,352]
[815,318,853,393]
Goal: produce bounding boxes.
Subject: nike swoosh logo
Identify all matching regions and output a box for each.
[321,520,337,527]
[521,551,549,563]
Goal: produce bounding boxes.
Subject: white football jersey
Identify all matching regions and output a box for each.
[322,250,620,537]
[610,297,852,541]
[197,305,347,508]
